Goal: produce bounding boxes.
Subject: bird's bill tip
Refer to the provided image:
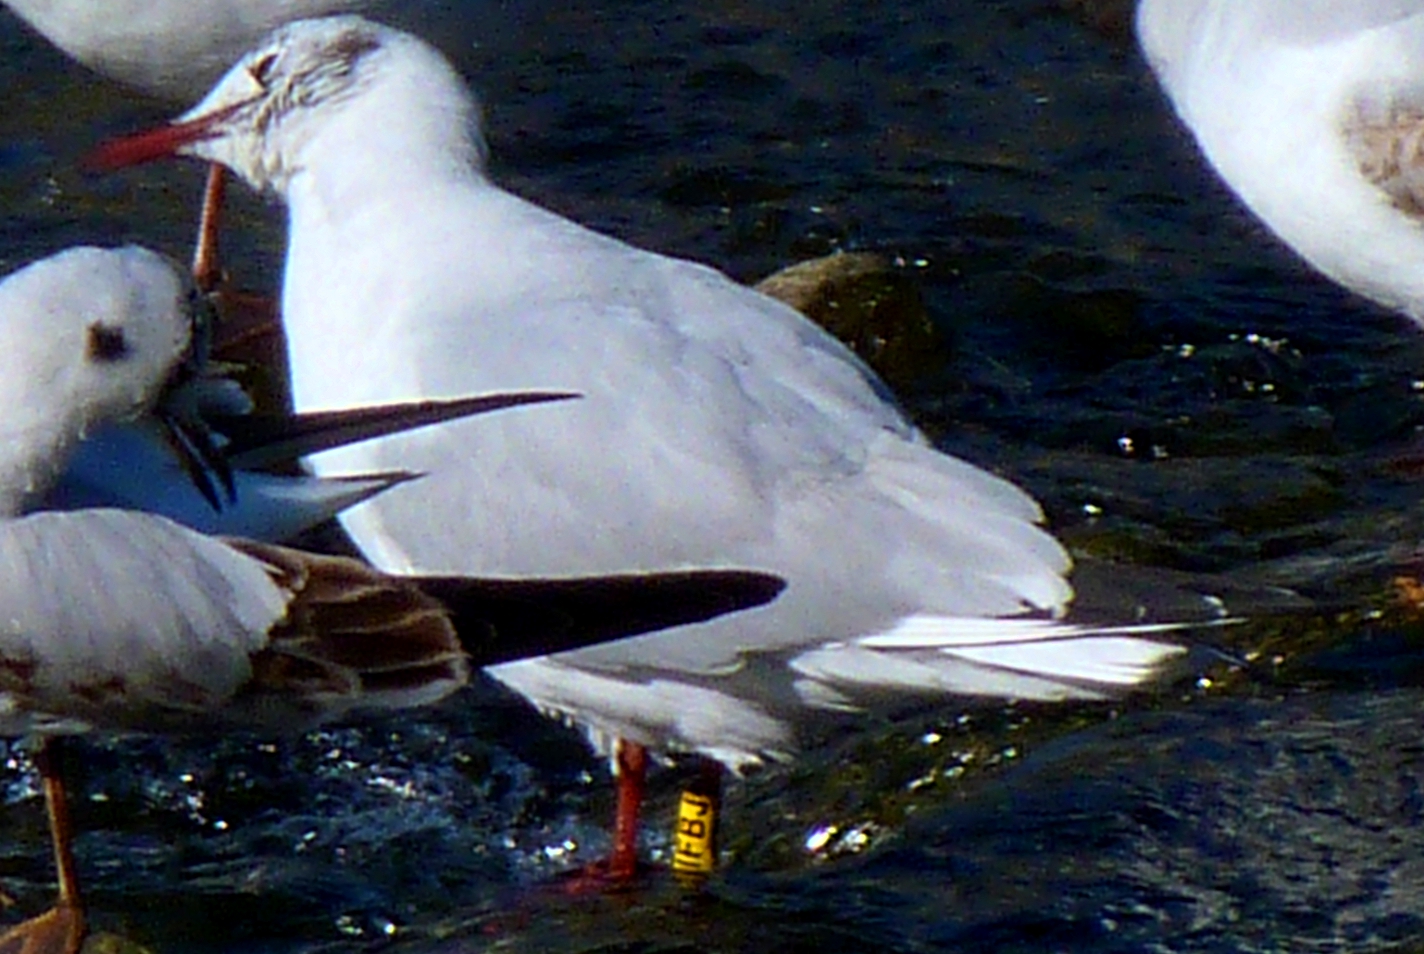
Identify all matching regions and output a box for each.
[84,106,238,172]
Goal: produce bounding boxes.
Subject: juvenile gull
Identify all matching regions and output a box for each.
[0,245,466,954]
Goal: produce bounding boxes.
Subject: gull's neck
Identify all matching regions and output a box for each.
[0,411,88,518]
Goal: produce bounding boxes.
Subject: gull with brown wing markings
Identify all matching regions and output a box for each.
[94,16,1204,884]
[0,244,471,954]
[0,243,788,945]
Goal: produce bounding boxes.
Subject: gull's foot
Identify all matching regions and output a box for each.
[552,856,656,897]
[1392,575,1424,613]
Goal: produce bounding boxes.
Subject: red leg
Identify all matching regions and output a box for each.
[605,739,647,883]
[189,161,289,415]
[0,738,86,954]
[37,742,81,917]
[552,739,649,895]
[192,164,227,293]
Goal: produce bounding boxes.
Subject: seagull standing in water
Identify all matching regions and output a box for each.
[95,16,1194,881]
[1136,0,1424,324]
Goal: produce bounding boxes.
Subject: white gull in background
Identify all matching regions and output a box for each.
[95,16,1199,879]
[3,0,384,98]
[0,0,511,98]
[1136,0,1424,323]
[0,244,468,954]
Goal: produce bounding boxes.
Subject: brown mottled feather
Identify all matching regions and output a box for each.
[222,538,468,708]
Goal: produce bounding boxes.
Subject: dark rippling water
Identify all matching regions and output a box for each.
[2,1,1424,952]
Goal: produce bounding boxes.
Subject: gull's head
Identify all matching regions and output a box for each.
[90,15,487,194]
[0,246,197,510]
[1,246,193,424]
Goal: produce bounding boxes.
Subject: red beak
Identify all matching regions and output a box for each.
[85,102,245,171]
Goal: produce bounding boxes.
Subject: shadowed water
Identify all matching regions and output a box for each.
[1,0,1424,951]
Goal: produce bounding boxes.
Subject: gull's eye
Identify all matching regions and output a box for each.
[248,52,278,88]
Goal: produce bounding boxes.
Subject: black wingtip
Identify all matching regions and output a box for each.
[161,411,238,512]
[221,391,582,469]
[417,569,787,665]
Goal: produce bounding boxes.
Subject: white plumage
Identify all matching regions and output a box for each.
[1137,0,1424,324]
[4,0,412,97]
[0,507,285,733]
[0,247,190,516]
[98,16,1191,770]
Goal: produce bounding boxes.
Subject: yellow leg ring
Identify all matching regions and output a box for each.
[671,790,718,876]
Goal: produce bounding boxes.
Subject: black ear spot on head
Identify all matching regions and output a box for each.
[86,322,129,363]
[330,31,382,69]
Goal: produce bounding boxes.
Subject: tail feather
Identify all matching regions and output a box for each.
[791,644,1119,702]
[948,636,1185,687]
[789,614,1204,704]
[857,616,1205,648]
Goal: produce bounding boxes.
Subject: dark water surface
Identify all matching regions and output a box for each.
[3,1,1424,951]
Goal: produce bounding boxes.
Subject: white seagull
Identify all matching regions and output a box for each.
[1135,0,1424,324]
[95,16,1196,881]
